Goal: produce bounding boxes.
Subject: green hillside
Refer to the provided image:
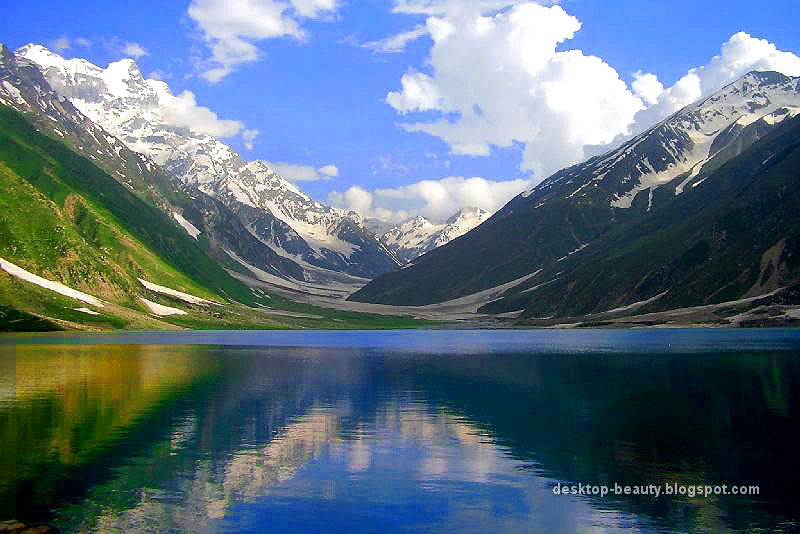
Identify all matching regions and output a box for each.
[0,103,431,331]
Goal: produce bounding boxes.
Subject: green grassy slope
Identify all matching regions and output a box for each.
[0,108,251,302]
[0,103,435,331]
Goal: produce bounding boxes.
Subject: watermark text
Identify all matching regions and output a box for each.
[552,482,760,499]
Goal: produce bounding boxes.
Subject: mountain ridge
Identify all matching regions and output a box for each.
[0,42,305,282]
[350,70,800,312]
[16,44,399,279]
[378,207,492,264]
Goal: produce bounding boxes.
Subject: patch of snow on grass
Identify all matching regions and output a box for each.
[140,298,187,316]
[602,291,669,314]
[0,257,104,307]
[137,278,220,306]
[73,307,101,316]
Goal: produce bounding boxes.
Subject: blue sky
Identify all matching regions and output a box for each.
[3,0,800,221]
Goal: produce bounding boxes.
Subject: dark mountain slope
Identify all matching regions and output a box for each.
[483,114,800,318]
[351,71,800,307]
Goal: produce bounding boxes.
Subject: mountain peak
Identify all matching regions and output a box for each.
[446,206,489,224]
[380,207,492,263]
[244,160,307,198]
[107,57,143,77]
[15,43,64,68]
[741,70,794,86]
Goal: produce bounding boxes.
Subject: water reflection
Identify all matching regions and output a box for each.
[2,336,799,532]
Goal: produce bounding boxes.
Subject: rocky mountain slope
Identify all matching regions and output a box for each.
[351,71,800,313]
[0,100,253,329]
[16,44,398,279]
[0,43,427,331]
[379,207,491,264]
[0,43,304,282]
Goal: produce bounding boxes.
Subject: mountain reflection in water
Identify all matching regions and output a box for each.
[2,331,799,532]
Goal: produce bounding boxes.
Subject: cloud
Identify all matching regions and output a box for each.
[147,70,168,81]
[370,154,410,177]
[188,0,339,82]
[387,72,442,112]
[631,71,663,106]
[242,128,260,149]
[628,32,800,135]
[361,26,429,54]
[267,161,340,182]
[332,185,375,217]
[392,0,527,15]
[121,41,149,59]
[146,79,245,137]
[385,2,644,180]
[290,0,338,18]
[329,175,534,222]
[319,164,339,177]
[51,35,92,52]
[52,36,71,52]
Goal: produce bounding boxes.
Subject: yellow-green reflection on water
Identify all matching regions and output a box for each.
[8,345,213,464]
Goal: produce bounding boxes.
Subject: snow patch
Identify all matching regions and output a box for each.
[172,212,202,239]
[137,278,220,306]
[1,80,26,106]
[140,298,187,316]
[602,291,669,314]
[73,307,100,316]
[555,244,588,262]
[0,256,104,307]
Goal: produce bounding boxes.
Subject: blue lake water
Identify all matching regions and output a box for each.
[2,329,799,532]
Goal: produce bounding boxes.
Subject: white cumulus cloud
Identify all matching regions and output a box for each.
[631,71,664,106]
[319,164,339,177]
[188,0,339,82]
[290,0,338,18]
[147,80,245,137]
[628,32,800,135]
[385,2,644,180]
[387,72,442,113]
[329,176,534,223]
[267,161,341,182]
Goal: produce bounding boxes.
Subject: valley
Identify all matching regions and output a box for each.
[1,42,800,331]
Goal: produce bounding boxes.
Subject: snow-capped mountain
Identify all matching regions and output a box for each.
[16,44,398,278]
[352,71,800,307]
[0,43,304,281]
[525,71,800,211]
[380,207,491,264]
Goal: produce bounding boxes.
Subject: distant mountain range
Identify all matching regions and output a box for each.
[351,71,800,324]
[14,44,399,280]
[376,207,492,264]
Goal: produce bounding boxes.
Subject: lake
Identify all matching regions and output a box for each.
[2,329,799,532]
